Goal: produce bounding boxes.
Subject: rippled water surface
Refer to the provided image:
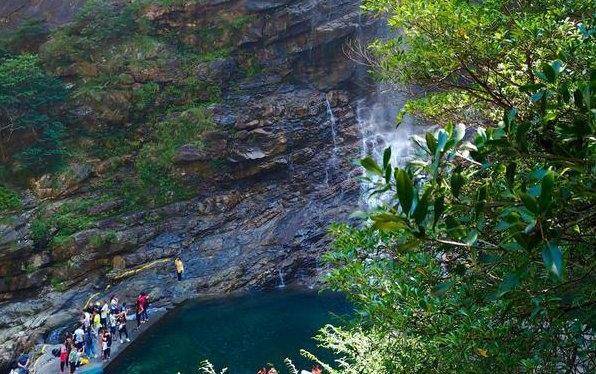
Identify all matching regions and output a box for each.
[106,289,352,374]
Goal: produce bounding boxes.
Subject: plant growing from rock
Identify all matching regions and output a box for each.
[0,54,68,178]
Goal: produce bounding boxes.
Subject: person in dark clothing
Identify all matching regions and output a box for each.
[139,292,149,322]
[102,329,112,359]
[135,301,143,329]
[68,349,79,373]
[117,306,130,343]
[84,328,96,358]
[16,353,30,373]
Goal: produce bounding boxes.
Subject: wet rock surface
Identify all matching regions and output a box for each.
[0,0,384,369]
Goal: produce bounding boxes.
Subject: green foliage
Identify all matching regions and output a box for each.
[0,19,49,54]
[396,91,486,125]
[30,197,118,248]
[30,217,51,245]
[117,106,214,207]
[89,230,117,248]
[0,185,21,212]
[367,0,594,118]
[321,0,595,372]
[55,0,137,62]
[41,0,231,122]
[21,0,241,208]
[133,82,160,112]
[50,276,68,292]
[242,55,263,78]
[0,54,68,177]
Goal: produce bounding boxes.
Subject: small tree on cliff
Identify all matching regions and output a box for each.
[0,53,68,178]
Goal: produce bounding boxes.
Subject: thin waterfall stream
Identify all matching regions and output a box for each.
[277,269,286,288]
[324,97,339,186]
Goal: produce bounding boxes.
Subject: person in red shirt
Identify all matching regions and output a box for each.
[59,343,68,372]
[137,292,149,323]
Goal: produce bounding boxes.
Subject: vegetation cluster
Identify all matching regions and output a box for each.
[319,0,595,372]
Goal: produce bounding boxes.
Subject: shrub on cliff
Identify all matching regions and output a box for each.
[0,185,21,212]
[0,53,68,179]
[320,0,594,372]
[0,19,49,55]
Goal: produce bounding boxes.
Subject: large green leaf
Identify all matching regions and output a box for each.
[425,132,437,153]
[503,108,517,131]
[538,170,555,212]
[453,123,466,143]
[382,147,391,170]
[433,195,445,228]
[371,212,407,231]
[436,130,449,154]
[384,164,392,184]
[360,156,383,176]
[551,60,565,76]
[542,242,564,279]
[495,273,519,298]
[413,188,431,225]
[520,193,540,215]
[450,172,465,198]
[395,169,414,215]
[540,63,556,83]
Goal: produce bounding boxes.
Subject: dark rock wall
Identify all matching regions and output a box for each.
[0,0,382,367]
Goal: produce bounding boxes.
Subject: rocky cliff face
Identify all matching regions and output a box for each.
[0,0,381,367]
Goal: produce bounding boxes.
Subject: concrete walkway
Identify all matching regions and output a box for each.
[31,308,166,374]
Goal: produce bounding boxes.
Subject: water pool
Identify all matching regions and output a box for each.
[105,289,351,374]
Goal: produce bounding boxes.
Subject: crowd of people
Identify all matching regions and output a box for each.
[9,291,150,374]
[52,292,150,373]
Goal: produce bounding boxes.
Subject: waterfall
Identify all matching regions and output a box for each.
[277,269,286,288]
[326,98,338,147]
[356,87,419,207]
[324,97,340,185]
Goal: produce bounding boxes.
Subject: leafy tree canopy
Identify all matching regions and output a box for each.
[320,0,595,372]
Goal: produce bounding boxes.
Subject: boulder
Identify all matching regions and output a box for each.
[31,163,93,198]
[235,119,261,130]
[196,58,237,85]
[173,144,211,163]
[325,90,350,106]
[230,128,287,161]
[87,199,123,215]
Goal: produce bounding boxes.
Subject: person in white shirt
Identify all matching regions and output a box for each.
[73,326,85,350]
[100,302,109,327]
[82,311,90,332]
[108,313,117,335]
